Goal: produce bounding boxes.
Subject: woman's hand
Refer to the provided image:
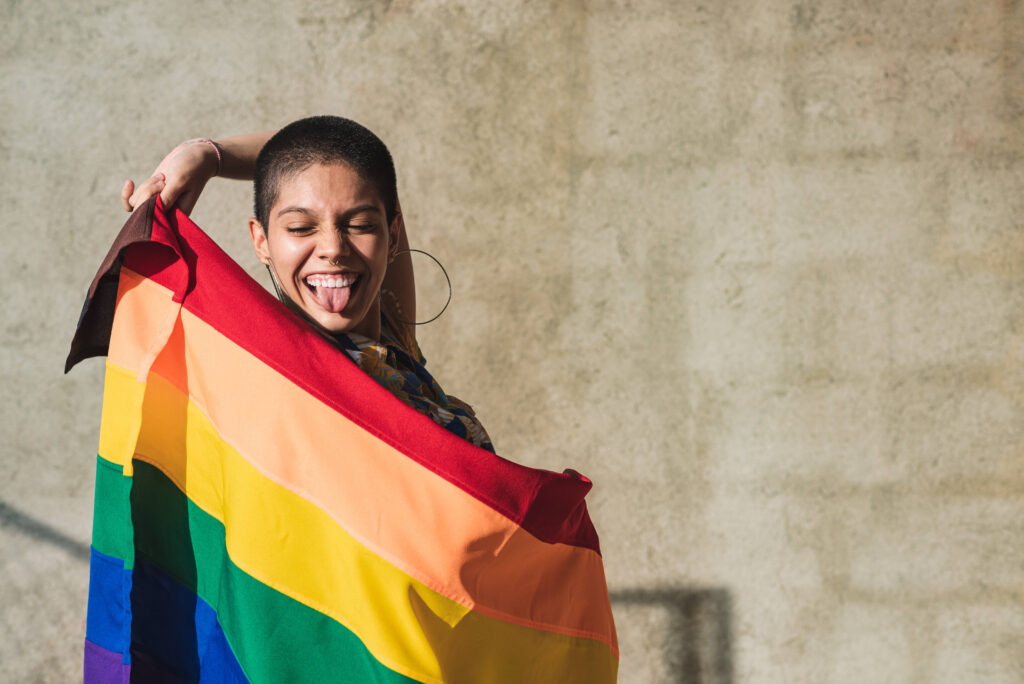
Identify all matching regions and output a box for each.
[121,139,220,215]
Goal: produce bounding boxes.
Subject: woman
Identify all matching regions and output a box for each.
[124,116,493,451]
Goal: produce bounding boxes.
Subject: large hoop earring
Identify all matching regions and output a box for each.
[384,248,452,325]
[265,263,289,303]
[266,262,310,321]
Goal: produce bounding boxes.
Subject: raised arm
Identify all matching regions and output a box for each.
[121,131,276,215]
[384,200,416,335]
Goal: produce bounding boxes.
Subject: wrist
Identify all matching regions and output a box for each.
[183,138,222,177]
[196,138,222,176]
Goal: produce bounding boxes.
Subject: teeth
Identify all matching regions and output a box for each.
[306,275,356,288]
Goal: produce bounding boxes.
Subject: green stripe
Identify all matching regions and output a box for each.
[93,458,420,684]
[92,455,134,568]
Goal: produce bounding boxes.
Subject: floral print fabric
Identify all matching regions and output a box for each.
[335,313,494,453]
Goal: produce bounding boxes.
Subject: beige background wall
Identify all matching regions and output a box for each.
[3,1,1022,681]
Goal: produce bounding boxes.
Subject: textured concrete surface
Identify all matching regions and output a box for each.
[3,0,1023,681]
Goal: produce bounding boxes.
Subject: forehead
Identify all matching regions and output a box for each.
[272,163,383,215]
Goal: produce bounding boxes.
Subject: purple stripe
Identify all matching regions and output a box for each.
[85,639,130,683]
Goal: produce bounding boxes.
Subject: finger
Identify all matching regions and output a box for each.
[159,175,189,212]
[121,180,135,212]
[128,173,165,210]
[393,211,406,243]
[128,173,163,206]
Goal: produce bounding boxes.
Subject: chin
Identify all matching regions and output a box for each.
[311,314,356,334]
[290,292,373,337]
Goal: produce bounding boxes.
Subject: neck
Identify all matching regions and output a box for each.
[344,297,382,341]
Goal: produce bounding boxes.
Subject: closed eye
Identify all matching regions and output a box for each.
[346,223,377,233]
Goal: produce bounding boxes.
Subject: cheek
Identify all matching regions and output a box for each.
[269,238,312,275]
[354,236,389,269]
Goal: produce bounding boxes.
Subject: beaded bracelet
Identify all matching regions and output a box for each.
[188,137,222,176]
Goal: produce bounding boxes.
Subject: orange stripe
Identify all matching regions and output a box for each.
[109,268,617,651]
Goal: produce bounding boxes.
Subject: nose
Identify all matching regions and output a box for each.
[316,229,351,261]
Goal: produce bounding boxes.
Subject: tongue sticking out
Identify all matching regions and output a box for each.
[310,282,353,314]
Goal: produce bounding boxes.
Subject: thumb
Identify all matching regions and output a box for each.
[175,189,199,216]
[121,179,135,212]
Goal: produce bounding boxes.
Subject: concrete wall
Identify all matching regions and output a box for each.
[2,1,1022,681]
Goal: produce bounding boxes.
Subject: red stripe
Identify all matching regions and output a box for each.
[127,197,601,553]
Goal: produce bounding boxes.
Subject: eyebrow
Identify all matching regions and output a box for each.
[275,204,382,220]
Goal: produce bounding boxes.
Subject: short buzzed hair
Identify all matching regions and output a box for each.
[253,115,398,229]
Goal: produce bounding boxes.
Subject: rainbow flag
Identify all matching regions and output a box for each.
[66,197,618,683]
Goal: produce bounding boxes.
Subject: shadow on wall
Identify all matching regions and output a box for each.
[0,500,91,562]
[611,587,734,684]
[1,501,735,683]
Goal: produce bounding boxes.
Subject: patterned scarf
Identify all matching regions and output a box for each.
[335,317,494,453]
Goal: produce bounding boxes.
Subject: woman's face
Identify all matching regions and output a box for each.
[248,163,399,340]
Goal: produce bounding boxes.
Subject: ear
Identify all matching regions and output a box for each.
[249,218,271,265]
[387,211,403,264]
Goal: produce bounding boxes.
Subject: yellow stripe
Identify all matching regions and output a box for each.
[98,362,144,477]
[101,363,618,682]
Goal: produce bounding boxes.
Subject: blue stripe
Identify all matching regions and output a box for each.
[129,556,250,683]
[86,547,132,665]
[86,548,249,682]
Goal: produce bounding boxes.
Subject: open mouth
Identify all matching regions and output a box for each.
[304,273,361,314]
